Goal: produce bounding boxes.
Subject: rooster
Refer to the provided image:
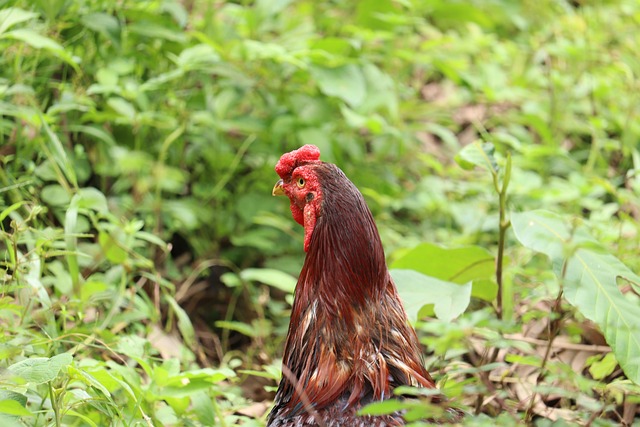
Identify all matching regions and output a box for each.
[268,145,455,426]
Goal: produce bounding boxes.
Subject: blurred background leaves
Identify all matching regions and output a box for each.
[1,0,639,425]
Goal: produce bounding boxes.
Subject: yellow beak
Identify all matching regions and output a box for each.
[272,179,285,196]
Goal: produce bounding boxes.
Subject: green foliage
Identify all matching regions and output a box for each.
[1,0,640,425]
[391,269,472,322]
[392,243,498,302]
[512,210,640,384]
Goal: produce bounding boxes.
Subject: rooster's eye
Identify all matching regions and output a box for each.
[297,178,305,188]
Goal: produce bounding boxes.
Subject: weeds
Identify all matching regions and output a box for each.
[1,0,639,425]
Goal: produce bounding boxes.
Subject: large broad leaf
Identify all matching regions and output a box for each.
[390,269,471,323]
[512,210,640,384]
[391,243,497,301]
[8,353,73,385]
[310,64,366,108]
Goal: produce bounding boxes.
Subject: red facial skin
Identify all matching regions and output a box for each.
[274,145,323,252]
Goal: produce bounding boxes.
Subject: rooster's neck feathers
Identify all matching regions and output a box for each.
[301,163,387,306]
[270,161,436,423]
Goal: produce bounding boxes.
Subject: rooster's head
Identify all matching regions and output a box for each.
[272,144,324,252]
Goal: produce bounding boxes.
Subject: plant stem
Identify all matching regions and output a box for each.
[49,382,61,427]
[211,396,228,427]
[495,152,511,321]
[495,218,507,321]
[523,261,567,423]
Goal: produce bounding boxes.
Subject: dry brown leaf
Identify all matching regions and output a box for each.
[523,317,548,340]
[236,401,271,418]
[579,320,607,346]
[622,401,638,425]
[421,82,450,104]
[148,324,183,360]
[453,105,488,124]
[511,371,577,422]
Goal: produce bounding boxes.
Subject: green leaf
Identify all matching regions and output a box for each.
[455,141,498,173]
[191,391,215,426]
[256,0,293,16]
[128,22,187,43]
[0,399,32,416]
[116,335,148,359]
[0,414,25,427]
[67,125,116,147]
[67,366,113,402]
[310,64,366,108]
[390,269,471,322]
[140,69,185,91]
[152,368,235,398]
[214,320,256,337]
[80,12,120,45]
[77,187,108,213]
[80,280,108,302]
[0,391,26,408]
[0,201,27,223]
[165,295,196,348]
[107,97,136,120]
[47,260,72,294]
[589,352,618,380]
[512,210,640,384]
[240,268,297,293]
[309,37,354,66]
[65,410,100,427]
[359,399,407,416]
[41,117,78,187]
[242,40,306,67]
[238,368,281,381]
[176,44,220,69]
[471,278,499,302]
[355,0,395,31]
[2,29,77,68]
[41,184,71,207]
[511,210,581,259]
[65,194,80,290]
[168,367,234,384]
[220,272,241,288]
[134,231,169,250]
[98,230,128,264]
[8,353,73,385]
[0,8,38,35]
[505,354,542,368]
[392,243,495,284]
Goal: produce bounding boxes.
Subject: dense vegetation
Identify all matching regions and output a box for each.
[1,0,639,425]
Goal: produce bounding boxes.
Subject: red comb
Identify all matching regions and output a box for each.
[275,145,321,178]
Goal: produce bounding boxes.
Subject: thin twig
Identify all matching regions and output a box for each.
[467,344,514,416]
[584,408,603,427]
[501,335,610,353]
[524,263,567,423]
